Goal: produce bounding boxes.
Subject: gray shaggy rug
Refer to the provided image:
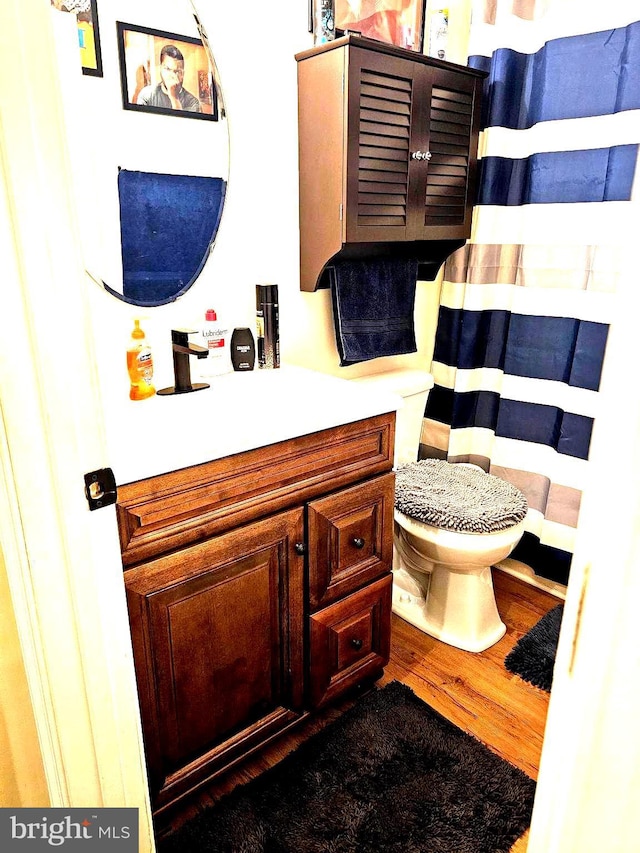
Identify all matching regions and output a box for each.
[159,681,535,853]
[505,604,564,692]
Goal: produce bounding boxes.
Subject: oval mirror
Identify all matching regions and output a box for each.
[50,0,229,307]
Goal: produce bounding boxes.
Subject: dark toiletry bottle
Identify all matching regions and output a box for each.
[230,327,256,371]
[256,284,280,369]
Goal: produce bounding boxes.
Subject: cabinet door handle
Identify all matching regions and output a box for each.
[352,537,365,549]
[294,542,307,555]
[351,638,363,650]
[411,150,432,161]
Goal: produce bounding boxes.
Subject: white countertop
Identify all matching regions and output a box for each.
[109,365,401,485]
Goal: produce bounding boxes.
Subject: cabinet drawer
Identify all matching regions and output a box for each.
[308,574,391,708]
[118,413,394,567]
[308,472,394,610]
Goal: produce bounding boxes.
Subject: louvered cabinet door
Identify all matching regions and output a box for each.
[416,66,482,241]
[343,47,427,243]
[343,49,482,245]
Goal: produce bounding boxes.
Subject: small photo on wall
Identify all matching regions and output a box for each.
[116,22,218,121]
[50,0,103,77]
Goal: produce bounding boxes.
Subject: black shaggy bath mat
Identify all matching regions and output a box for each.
[158,681,536,853]
[505,604,564,692]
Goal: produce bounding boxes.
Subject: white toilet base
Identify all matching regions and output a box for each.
[392,564,506,654]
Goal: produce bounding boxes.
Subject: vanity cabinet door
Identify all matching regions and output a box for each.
[124,507,305,812]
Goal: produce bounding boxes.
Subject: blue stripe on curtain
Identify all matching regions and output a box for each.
[425,383,459,425]
[469,20,640,130]
[425,388,594,459]
[570,321,610,389]
[497,401,593,459]
[434,308,608,390]
[434,306,509,369]
[477,145,638,205]
[512,532,571,585]
[504,316,607,390]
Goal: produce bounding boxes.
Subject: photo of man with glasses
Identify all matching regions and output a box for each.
[136,44,202,113]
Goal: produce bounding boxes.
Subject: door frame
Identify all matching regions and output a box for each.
[0,1,153,848]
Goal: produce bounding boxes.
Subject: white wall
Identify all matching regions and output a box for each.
[57,1,230,294]
[50,0,445,430]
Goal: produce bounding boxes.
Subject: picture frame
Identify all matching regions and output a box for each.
[50,0,103,77]
[334,0,427,53]
[116,22,218,121]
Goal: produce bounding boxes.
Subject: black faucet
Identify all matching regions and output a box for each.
[157,329,210,395]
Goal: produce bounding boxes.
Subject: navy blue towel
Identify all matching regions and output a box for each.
[330,258,418,366]
[118,170,226,304]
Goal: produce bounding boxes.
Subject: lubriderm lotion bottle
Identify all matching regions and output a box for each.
[198,309,231,377]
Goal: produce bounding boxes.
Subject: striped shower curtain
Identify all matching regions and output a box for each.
[421,0,640,585]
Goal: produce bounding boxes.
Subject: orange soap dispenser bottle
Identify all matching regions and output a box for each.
[127,319,156,400]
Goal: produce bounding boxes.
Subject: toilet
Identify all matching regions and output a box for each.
[353,369,528,653]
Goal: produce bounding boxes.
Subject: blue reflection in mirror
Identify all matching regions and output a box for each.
[105,169,226,306]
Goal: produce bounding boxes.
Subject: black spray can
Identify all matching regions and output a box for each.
[256,284,280,369]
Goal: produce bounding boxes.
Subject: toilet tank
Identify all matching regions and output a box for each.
[352,369,434,466]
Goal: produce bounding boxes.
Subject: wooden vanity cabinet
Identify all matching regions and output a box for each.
[296,35,486,291]
[117,413,395,814]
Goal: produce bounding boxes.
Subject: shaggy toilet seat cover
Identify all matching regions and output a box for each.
[395,460,528,533]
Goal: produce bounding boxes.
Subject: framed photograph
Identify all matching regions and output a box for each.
[50,0,103,77]
[334,0,427,53]
[116,22,218,121]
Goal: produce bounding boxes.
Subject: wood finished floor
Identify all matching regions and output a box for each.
[157,569,560,851]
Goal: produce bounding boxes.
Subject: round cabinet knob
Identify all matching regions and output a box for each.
[350,638,363,650]
[352,537,365,549]
[294,542,307,556]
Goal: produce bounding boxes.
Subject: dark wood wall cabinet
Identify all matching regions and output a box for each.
[296,34,486,291]
[117,413,395,816]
